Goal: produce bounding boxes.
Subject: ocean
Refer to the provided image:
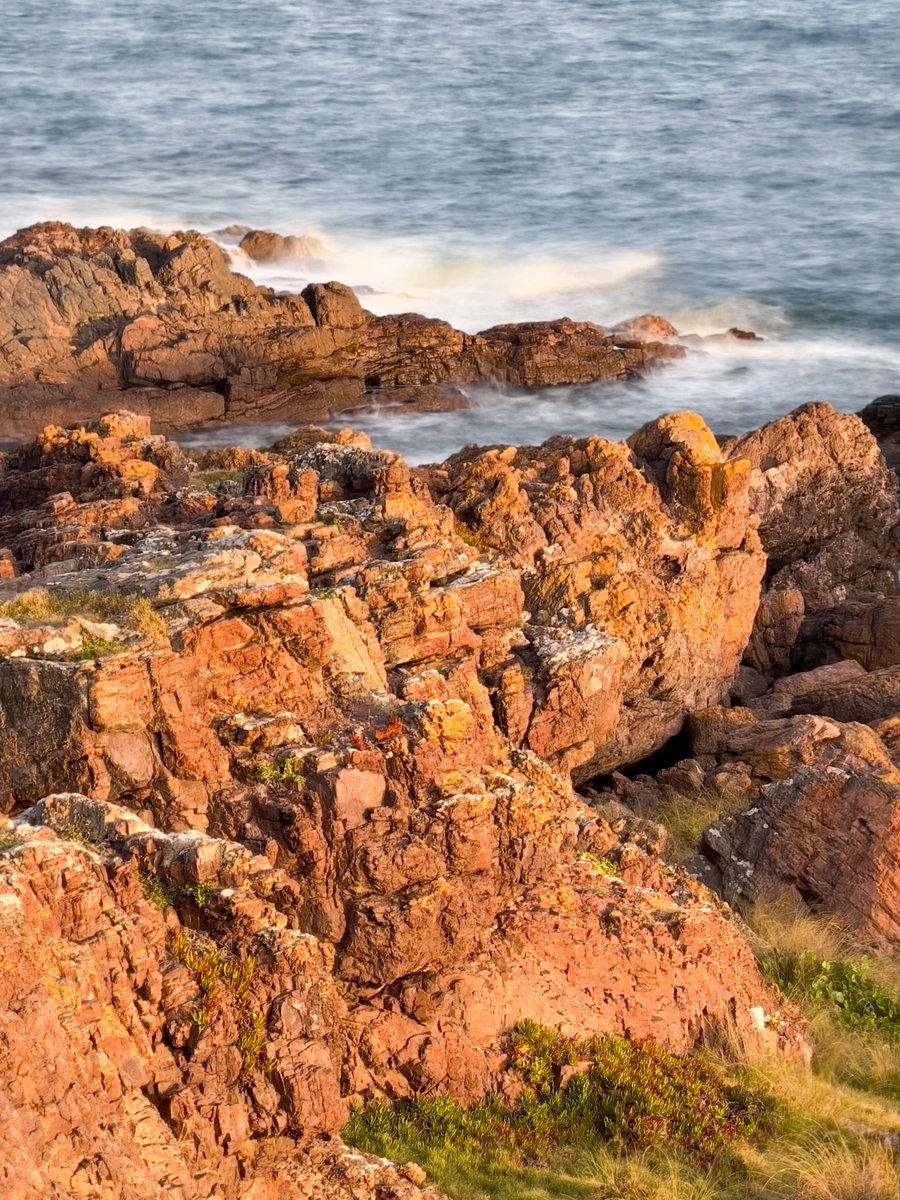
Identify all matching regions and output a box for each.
[4,0,899,461]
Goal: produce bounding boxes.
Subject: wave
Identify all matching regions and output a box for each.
[214,228,662,332]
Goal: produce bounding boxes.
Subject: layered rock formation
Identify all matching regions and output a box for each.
[0,409,802,1198]
[0,223,682,437]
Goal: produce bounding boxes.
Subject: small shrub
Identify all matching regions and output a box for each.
[453,518,491,553]
[182,881,215,908]
[70,631,126,660]
[0,587,167,646]
[54,816,96,846]
[167,929,267,1077]
[345,1024,774,1172]
[235,1008,268,1078]
[140,871,178,911]
[760,947,900,1040]
[256,756,307,787]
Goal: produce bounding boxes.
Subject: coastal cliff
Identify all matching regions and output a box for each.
[1,227,900,1198]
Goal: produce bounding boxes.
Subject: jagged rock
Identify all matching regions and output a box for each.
[0,408,807,1193]
[0,222,685,436]
[724,403,900,679]
[794,596,900,673]
[425,410,765,777]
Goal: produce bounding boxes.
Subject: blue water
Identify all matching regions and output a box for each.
[3,0,899,458]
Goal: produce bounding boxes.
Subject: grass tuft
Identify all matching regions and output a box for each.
[0,587,168,645]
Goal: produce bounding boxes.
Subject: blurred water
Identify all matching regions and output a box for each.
[3,0,899,454]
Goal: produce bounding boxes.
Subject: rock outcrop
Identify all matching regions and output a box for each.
[0,409,799,1198]
[686,704,900,948]
[724,403,900,679]
[0,223,683,437]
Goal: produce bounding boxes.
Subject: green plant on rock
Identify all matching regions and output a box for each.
[71,630,127,660]
[140,871,179,911]
[235,1008,268,1077]
[256,756,307,788]
[577,851,619,877]
[182,880,215,908]
[167,929,268,1079]
[453,518,491,553]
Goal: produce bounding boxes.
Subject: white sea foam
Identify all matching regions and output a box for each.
[214,228,662,332]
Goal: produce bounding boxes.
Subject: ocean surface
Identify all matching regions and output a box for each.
[3,0,899,461]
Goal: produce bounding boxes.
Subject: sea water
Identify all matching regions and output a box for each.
[3,0,899,461]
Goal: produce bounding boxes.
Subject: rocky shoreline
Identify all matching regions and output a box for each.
[0,221,758,441]
[1,225,900,1198]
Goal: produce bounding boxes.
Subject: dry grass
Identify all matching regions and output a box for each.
[762,1137,900,1200]
[0,587,168,644]
[629,784,747,864]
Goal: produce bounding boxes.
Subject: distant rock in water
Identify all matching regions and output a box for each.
[0,221,684,439]
[859,393,900,475]
[238,227,326,261]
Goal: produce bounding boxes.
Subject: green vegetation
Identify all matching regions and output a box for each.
[70,630,127,660]
[576,851,619,877]
[256,756,307,787]
[183,880,215,908]
[345,1024,776,1198]
[140,871,180,911]
[0,829,20,853]
[753,903,900,1102]
[53,815,97,845]
[0,587,168,645]
[453,519,493,553]
[318,510,348,528]
[344,935,900,1200]
[140,872,215,912]
[167,928,267,1078]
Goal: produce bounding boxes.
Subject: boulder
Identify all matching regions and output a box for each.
[238,228,326,262]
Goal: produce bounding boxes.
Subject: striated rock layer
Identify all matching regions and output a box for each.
[0,408,806,1198]
[0,223,683,437]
